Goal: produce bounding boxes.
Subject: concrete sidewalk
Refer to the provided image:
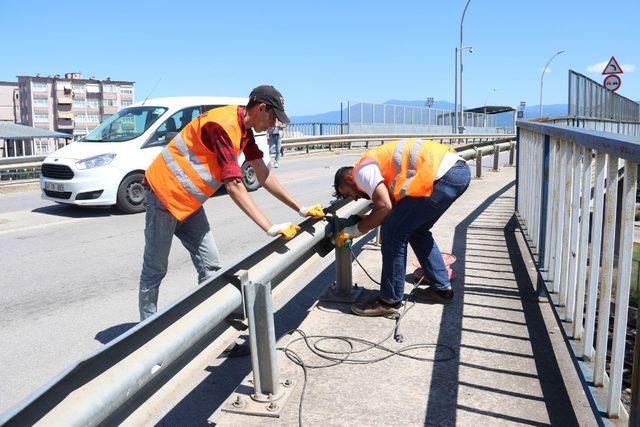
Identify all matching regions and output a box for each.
[160,166,597,426]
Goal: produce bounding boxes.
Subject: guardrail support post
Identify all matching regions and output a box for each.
[475,148,483,179]
[321,216,364,303]
[492,144,500,171]
[220,274,294,418]
[509,141,515,166]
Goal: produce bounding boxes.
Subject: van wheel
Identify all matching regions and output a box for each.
[241,162,260,191]
[116,173,146,214]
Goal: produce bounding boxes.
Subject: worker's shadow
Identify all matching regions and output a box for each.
[94,323,137,344]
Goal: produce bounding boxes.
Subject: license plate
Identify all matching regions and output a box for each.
[44,182,65,192]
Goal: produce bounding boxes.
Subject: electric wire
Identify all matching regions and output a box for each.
[271,248,456,426]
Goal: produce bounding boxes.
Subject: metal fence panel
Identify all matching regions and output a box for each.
[568,70,639,122]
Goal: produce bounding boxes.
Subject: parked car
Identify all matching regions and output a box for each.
[39,97,271,213]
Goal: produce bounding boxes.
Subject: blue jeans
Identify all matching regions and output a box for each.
[139,188,222,320]
[269,133,281,162]
[379,162,471,303]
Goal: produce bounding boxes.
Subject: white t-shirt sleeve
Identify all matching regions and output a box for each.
[354,163,384,198]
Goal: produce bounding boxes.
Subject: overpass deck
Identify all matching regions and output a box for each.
[142,167,598,426]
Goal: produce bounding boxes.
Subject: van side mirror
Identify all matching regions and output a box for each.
[166,131,178,142]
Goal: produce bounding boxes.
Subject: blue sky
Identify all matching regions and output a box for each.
[2,0,638,116]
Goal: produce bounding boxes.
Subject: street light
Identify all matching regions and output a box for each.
[457,0,473,134]
[539,50,565,117]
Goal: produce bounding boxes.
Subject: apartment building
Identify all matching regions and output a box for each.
[17,72,134,137]
[0,81,20,123]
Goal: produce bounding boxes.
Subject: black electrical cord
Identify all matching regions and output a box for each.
[271,248,456,427]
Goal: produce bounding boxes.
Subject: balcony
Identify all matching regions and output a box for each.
[57,120,74,129]
[58,111,73,120]
[57,96,72,104]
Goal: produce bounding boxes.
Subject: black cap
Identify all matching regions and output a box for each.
[249,85,290,124]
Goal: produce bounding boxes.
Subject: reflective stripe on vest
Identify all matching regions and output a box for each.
[173,134,221,190]
[388,139,408,196]
[160,149,208,204]
[399,139,426,198]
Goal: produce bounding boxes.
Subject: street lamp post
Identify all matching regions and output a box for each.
[458,0,472,133]
[539,50,565,117]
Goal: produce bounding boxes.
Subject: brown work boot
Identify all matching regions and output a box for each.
[413,286,454,304]
[351,296,401,317]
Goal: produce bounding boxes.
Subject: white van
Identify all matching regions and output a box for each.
[39,97,271,213]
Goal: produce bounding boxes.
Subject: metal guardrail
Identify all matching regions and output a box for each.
[515,120,640,423]
[281,133,515,154]
[0,134,515,184]
[0,137,515,425]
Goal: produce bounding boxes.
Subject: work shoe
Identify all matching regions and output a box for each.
[413,286,454,304]
[351,296,401,317]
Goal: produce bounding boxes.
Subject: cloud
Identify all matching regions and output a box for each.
[587,61,636,73]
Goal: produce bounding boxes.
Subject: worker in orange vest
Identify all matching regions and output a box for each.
[139,85,324,320]
[333,138,470,316]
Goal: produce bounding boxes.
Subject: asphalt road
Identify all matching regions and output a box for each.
[0,150,503,413]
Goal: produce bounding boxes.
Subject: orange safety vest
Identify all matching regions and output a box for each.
[353,138,455,201]
[145,105,243,221]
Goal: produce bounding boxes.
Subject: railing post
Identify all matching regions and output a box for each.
[475,148,483,179]
[537,135,550,269]
[492,143,500,171]
[515,128,520,211]
[221,273,294,417]
[321,215,363,303]
[509,141,515,166]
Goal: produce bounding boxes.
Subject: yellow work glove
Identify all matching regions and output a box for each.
[298,204,325,219]
[267,223,301,240]
[335,224,363,248]
[336,232,353,248]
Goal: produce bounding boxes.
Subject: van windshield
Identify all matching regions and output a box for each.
[80,106,167,142]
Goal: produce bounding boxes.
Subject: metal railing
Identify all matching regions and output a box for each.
[568,70,639,122]
[0,134,516,184]
[345,101,497,130]
[1,137,69,159]
[0,137,513,425]
[515,120,640,422]
[542,116,640,137]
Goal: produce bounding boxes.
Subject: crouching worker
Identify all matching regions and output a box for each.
[333,138,470,317]
[139,85,324,321]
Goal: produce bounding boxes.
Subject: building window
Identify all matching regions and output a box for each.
[33,99,48,106]
[120,87,133,95]
[103,84,116,93]
[32,83,47,92]
[121,101,133,107]
[103,99,116,107]
[87,100,99,109]
[72,84,85,92]
[74,114,86,122]
[86,84,100,93]
[34,114,49,122]
[87,115,100,123]
[73,100,85,108]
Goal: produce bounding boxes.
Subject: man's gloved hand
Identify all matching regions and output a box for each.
[339,214,361,229]
[335,224,363,248]
[267,223,301,240]
[298,204,325,219]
